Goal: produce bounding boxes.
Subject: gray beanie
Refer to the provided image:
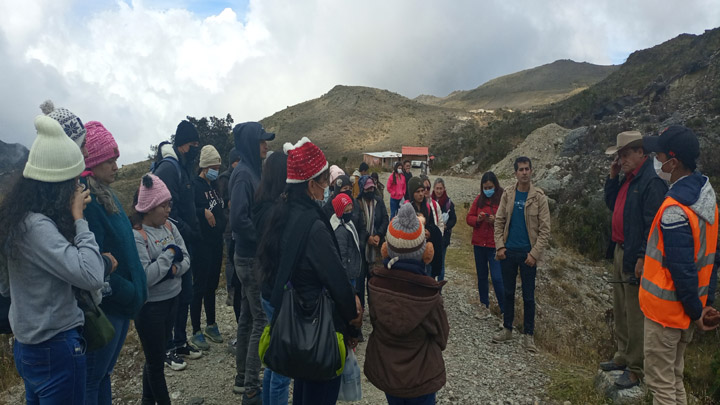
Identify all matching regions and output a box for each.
[385,203,426,263]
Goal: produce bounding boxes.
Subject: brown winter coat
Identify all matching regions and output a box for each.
[364,264,450,398]
[494,182,551,260]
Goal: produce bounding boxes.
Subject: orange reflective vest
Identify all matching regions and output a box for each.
[639,196,719,329]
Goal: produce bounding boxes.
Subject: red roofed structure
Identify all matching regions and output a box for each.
[401,146,429,156]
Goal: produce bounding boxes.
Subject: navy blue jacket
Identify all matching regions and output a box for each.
[660,172,719,320]
[604,157,668,273]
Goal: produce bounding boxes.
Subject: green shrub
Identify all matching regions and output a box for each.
[555,196,611,260]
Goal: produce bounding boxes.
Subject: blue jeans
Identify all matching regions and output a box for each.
[473,246,504,313]
[14,328,86,404]
[293,376,342,405]
[437,243,446,281]
[500,249,536,335]
[390,198,401,219]
[386,392,436,404]
[261,298,291,405]
[85,313,130,405]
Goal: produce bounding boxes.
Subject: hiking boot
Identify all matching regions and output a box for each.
[615,369,640,389]
[164,350,187,371]
[523,334,538,353]
[175,343,202,359]
[242,389,262,405]
[599,359,626,372]
[233,374,245,394]
[204,323,224,343]
[492,328,512,343]
[190,331,210,351]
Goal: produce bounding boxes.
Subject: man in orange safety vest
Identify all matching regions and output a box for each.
[640,125,720,405]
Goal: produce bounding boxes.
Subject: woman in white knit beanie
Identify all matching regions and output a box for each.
[0,116,108,404]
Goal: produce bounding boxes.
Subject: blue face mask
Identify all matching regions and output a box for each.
[323,186,330,202]
[483,188,495,198]
[206,168,219,181]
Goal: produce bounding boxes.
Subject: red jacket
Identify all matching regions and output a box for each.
[386,173,407,200]
[466,194,498,248]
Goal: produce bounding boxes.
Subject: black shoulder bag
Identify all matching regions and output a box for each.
[260,209,346,381]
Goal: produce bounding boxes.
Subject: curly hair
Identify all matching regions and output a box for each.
[0,176,78,259]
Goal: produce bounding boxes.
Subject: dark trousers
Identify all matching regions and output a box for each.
[169,244,193,350]
[355,258,372,309]
[136,296,179,405]
[501,249,536,335]
[190,237,223,332]
[225,236,243,321]
[293,377,342,405]
[474,246,505,313]
[385,392,436,405]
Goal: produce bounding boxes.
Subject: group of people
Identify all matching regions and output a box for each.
[0,99,717,405]
[599,128,720,404]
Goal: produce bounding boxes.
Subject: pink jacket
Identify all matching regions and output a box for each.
[387,173,407,200]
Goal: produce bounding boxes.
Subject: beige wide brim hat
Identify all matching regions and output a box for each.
[605,131,643,155]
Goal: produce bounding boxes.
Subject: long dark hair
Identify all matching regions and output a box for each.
[390,161,403,185]
[0,176,78,259]
[255,151,288,204]
[477,171,503,207]
[256,169,329,285]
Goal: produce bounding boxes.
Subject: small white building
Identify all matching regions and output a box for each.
[362,151,403,169]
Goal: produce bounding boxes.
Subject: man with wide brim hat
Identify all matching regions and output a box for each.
[600,130,668,389]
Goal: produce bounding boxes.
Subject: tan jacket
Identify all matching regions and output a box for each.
[494,182,551,260]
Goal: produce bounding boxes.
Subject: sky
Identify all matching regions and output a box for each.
[1,0,719,165]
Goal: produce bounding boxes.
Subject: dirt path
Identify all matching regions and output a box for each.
[1,173,554,405]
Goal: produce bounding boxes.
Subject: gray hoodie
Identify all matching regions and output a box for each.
[133,221,191,302]
[0,214,105,344]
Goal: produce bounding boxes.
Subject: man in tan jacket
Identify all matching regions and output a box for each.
[492,156,551,352]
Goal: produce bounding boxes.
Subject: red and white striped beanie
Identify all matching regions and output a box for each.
[284,137,328,183]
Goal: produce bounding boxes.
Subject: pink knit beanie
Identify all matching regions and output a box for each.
[84,121,119,169]
[135,174,171,213]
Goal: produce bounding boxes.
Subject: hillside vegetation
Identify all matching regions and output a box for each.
[416,59,618,111]
[259,85,496,168]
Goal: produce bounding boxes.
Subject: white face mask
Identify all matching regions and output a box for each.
[653,156,673,182]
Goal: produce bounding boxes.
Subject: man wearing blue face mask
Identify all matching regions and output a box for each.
[190,145,228,351]
[601,131,667,389]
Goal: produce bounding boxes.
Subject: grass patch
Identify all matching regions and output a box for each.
[443,204,476,278]
[547,365,609,404]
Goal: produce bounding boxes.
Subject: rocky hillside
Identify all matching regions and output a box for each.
[415,60,618,111]
[259,85,498,167]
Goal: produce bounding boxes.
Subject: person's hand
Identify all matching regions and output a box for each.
[634,258,644,280]
[525,253,537,267]
[171,264,178,275]
[166,246,176,255]
[496,248,507,261]
[350,295,363,328]
[102,253,118,274]
[205,209,216,227]
[696,306,720,331]
[488,215,495,224]
[347,337,359,350]
[425,229,431,240]
[372,235,380,246]
[610,155,621,179]
[72,184,91,221]
[478,212,486,222]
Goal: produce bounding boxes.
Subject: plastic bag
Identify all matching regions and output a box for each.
[337,349,362,401]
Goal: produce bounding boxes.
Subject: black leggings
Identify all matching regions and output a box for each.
[135,296,178,405]
[190,237,223,332]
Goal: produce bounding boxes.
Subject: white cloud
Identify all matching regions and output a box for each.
[0,0,718,164]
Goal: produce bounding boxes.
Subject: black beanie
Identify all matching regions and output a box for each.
[174,120,199,147]
[227,147,240,164]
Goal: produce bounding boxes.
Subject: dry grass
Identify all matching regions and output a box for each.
[0,335,19,392]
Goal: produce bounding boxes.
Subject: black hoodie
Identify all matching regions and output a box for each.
[229,122,274,257]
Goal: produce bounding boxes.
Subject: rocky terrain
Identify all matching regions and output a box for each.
[416,60,618,111]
